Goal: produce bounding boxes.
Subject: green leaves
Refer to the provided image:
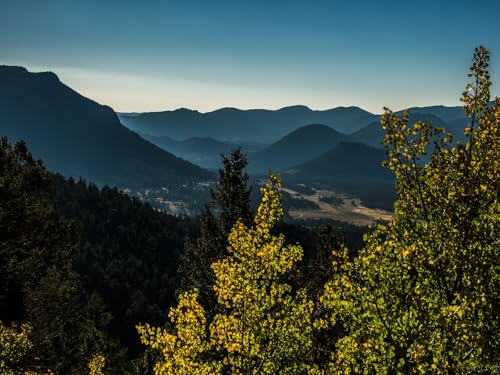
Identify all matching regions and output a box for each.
[321,47,499,373]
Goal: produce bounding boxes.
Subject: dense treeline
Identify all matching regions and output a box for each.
[0,139,208,372]
[49,175,198,356]
[0,138,122,373]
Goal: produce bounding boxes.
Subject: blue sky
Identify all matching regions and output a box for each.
[0,0,498,113]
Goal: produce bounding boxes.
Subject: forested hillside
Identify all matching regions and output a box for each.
[0,137,366,373]
[0,66,213,187]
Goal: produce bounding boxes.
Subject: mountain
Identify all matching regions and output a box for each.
[401,105,466,123]
[283,142,395,210]
[143,134,233,155]
[351,113,451,148]
[141,133,263,169]
[0,66,213,187]
[248,124,347,172]
[119,105,377,143]
[287,141,392,181]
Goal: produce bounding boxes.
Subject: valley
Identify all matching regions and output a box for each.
[0,64,476,224]
[283,186,393,225]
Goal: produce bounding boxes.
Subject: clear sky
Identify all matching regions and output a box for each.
[0,0,498,113]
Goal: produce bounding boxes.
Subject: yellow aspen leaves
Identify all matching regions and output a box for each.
[87,354,106,375]
[137,175,315,374]
[0,321,32,375]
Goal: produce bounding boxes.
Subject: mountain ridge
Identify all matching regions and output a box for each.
[118,104,377,142]
[0,65,213,188]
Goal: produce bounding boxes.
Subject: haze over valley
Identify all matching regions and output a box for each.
[1,64,487,222]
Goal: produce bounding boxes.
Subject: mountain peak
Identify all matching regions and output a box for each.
[278,104,312,112]
[248,123,346,173]
[289,123,338,134]
[173,107,199,114]
[0,65,29,74]
[0,65,60,83]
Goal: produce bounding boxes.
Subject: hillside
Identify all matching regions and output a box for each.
[351,113,450,148]
[283,142,395,210]
[248,124,347,172]
[401,105,466,122]
[141,133,262,169]
[288,141,392,180]
[0,66,213,187]
[119,105,376,143]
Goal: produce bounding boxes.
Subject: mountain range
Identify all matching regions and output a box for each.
[119,105,377,143]
[0,64,475,212]
[119,103,471,145]
[0,66,213,187]
[350,113,451,148]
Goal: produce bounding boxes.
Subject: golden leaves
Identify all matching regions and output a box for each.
[87,354,106,375]
[137,174,315,374]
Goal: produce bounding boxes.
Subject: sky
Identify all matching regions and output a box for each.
[0,0,499,113]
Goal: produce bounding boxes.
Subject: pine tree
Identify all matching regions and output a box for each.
[178,148,252,313]
[0,138,120,373]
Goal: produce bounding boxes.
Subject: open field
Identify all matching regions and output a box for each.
[283,186,393,225]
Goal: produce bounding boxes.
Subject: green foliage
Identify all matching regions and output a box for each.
[0,138,125,373]
[51,175,195,357]
[0,137,77,372]
[87,353,106,375]
[4,47,498,374]
[321,47,499,373]
[306,225,348,367]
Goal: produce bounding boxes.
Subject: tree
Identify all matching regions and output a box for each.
[0,138,80,371]
[0,138,120,373]
[138,175,317,374]
[321,47,499,373]
[178,148,252,313]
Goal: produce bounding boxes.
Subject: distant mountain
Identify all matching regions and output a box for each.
[396,105,488,143]
[144,134,233,155]
[401,105,466,123]
[141,133,263,169]
[283,142,395,210]
[287,141,392,181]
[119,105,376,143]
[351,113,451,148]
[248,124,347,172]
[0,66,213,187]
